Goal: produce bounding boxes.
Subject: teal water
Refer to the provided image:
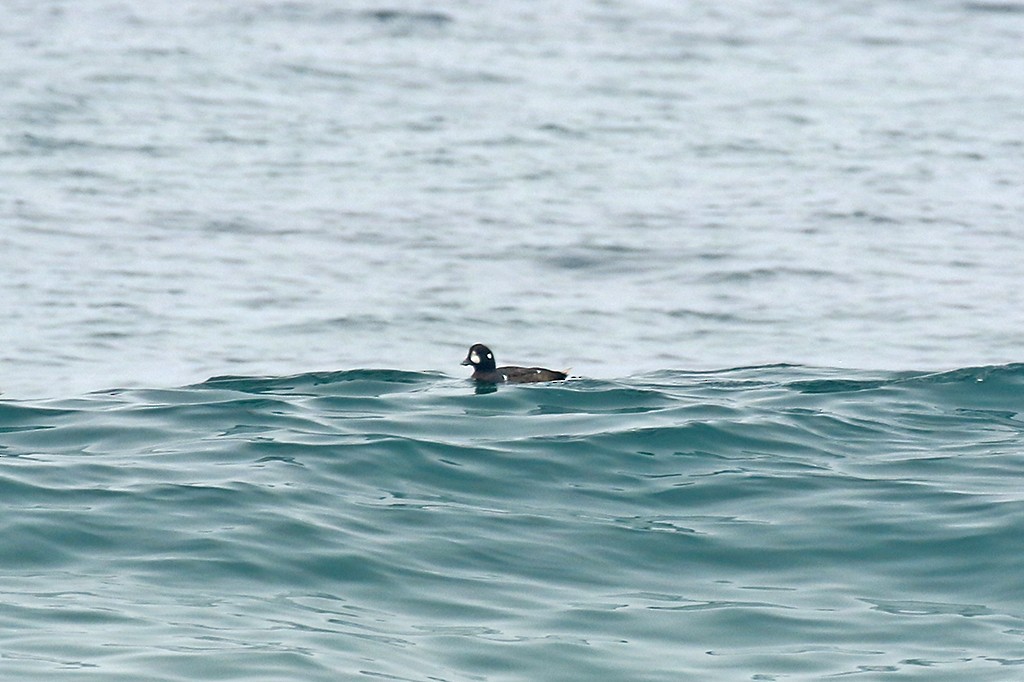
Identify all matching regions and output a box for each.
[3,1,1024,678]
[3,365,1023,680]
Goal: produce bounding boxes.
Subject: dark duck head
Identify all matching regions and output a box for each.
[461,343,497,373]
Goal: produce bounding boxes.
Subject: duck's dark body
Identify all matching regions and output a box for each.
[461,344,568,384]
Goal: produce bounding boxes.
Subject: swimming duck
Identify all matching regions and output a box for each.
[461,344,569,384]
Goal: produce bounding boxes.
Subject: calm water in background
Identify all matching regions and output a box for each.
[2,1,1024,680]
[1,0,1023,395]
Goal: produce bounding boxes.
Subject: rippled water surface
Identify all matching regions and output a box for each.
[2,0,1023,396]
[2,0,1024,679]
[3,365,1024,681]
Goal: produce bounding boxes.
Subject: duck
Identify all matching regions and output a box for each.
[461,344,569,384]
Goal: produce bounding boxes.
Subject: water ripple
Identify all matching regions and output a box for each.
[3,364,1024,679]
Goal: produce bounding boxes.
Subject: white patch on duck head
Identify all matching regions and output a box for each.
[470,351,481,365]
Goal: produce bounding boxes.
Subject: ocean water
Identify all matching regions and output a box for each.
[3,366,1024,681]
[2,0,1024,679]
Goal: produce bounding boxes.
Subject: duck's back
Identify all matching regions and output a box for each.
[498,365,568,383]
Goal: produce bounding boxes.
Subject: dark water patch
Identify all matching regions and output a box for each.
[665,307,755,323]
[964,1,1024,13]
[0,402,72,434]
[279,62,360,86]
[699,266,848,285]
[359,9,454,26]
[15,132,169,157]
[535,243,656,275]
[217,4,449,27]
[786,376,893,394]
[201,369,439,397]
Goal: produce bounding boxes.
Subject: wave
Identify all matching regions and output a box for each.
[5,362,1022,465]
[2,363,1023,681]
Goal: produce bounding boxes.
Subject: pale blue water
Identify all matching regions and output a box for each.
[2,1,1024,680]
